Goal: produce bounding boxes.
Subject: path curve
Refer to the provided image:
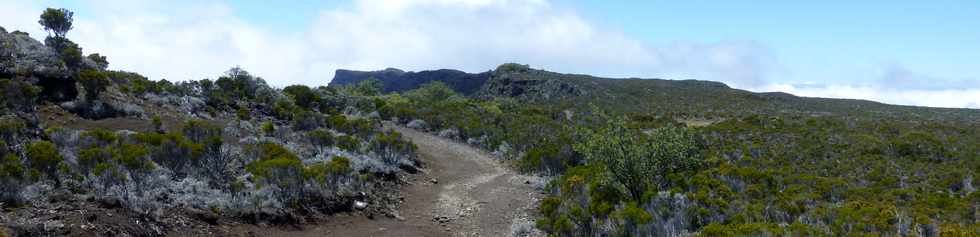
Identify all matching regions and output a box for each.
[246,124,543,237]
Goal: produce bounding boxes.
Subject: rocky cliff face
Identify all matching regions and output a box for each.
[0,28,71,79]
[476,66,585,102]
[330,68,491,95]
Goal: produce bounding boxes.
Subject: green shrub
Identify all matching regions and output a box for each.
[246,142,298,162]
[405,81,457,105]
[181,119,221,143]
[302,156,351,186]
[353,78,382,96]
[236,107,250,121]
[87,53,108,70]
[25,141,63,183]
[246,143,303,202]
[575,117,702,200]
[369,130,416,165]
[337,135,360,152]
[615,202,653,235]
[308,129,334,152]
[145,133,199,175]
[81,128,118,147]
[92,162,124,191]
[44,36,83,68]
[496,63,530,73]
[283,85,318,110]
[272,99,295,120]
[0,79,40,112]
[114,144,154,185]
[0,154,26,204]
[292,110,322,131]
[77,69,110,101]
[326,114,350,133]
[77,147,111,175]
[261,122,275,137]
[0,116,26,142]
[151,115,163,132]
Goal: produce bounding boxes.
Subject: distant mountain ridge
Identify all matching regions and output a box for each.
[330,64,980,123]
[331,68,491,95]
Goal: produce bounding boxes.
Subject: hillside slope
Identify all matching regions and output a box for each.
[335,63,980,123]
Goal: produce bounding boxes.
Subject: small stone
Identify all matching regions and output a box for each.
[353,201,368,210]
[430,178,438,184]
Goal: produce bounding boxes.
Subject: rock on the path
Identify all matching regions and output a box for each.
[353,201,368,210]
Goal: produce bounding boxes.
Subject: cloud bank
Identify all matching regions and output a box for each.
[0,0,773,87]
[0,0,976,108]
[762,64,980,109]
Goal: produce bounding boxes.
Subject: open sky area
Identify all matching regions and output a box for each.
[2,0,978,108]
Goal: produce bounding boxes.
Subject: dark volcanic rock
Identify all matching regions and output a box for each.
[330,68,491,95]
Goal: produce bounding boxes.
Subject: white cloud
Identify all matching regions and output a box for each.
[760,84,980,109]
[0,0,774,88]
[757,65,980,109]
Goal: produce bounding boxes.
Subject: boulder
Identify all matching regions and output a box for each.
[407,119,428,130]
[0,30,70,79]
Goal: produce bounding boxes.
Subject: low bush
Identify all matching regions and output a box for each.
[26,141,63,184]
[0,154,26,204]
[308,129,334,153]
[261,122,275,137]
[77,69,110,101]
[368,130,416,165]
[0,79,40,112]
[336,135,360,152]
[181,119,221,143]
[0,116,26,143]
[292,110,323,131]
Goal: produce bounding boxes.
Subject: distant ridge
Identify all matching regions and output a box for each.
[331,68,491,95]
[331,64,979,123]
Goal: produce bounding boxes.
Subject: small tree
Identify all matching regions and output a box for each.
[39,8,73,38]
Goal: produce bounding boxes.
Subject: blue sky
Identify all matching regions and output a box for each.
[571,1,980,85]
[2,0,978,108]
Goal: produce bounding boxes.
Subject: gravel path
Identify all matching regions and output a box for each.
[245,124,543,237]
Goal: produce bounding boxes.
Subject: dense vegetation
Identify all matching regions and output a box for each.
[0,9,422,235]
[370,69,979,236]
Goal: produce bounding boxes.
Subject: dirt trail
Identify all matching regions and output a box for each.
[246,125,542,237]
